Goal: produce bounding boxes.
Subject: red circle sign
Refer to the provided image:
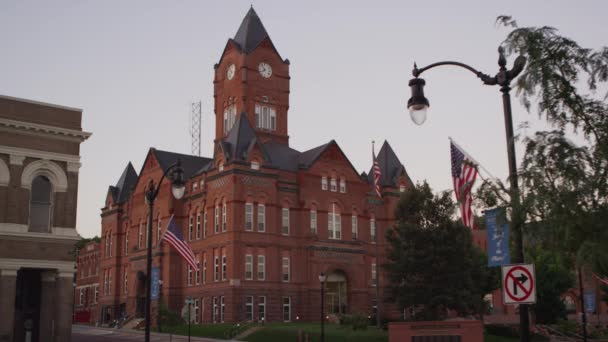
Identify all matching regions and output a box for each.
[504,266,534,302]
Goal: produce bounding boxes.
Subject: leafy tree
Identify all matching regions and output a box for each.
[475,16,608,324]
[528,247,574,324]
[385,182,499,320]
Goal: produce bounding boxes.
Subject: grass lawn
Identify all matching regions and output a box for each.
[157,322,235,339]
[244,322,387,342]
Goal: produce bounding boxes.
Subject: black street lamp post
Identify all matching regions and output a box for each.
[407,47,529,342]
[144,160,186,342]
[318,272,327,342]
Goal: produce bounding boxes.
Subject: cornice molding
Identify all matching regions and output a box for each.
[0,258,75,274]
[0,117,91,143]
[9,154,25,165]
[0,223,80,241]
[0,145,81,164]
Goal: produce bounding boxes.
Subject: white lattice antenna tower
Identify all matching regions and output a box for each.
[190,101,202,156]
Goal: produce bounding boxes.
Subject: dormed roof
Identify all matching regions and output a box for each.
[233,7,270,54]
[109,162,138,204]
[368,141,410,187]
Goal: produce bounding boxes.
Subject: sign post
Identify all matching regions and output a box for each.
[502,264,536,305]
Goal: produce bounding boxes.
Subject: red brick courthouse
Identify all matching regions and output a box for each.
[95,8,412,325]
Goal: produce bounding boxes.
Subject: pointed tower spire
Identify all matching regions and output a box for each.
[233,7,270,53]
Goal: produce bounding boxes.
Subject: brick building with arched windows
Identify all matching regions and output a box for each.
[96,7,413,325]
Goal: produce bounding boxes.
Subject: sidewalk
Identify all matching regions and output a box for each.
[72,324,242,342]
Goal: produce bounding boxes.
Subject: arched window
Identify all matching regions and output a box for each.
[29,175,52,232]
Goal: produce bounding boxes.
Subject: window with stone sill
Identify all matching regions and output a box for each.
[321,177,328,190]
[330,178,337,192]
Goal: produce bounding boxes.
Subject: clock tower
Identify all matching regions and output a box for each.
[214,7,291,145]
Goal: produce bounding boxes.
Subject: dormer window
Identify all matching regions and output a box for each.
[223,105,237,133]
[321,177,328,190]
[255,103,276,131]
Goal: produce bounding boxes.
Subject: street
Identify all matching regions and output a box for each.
[72,325,230,342]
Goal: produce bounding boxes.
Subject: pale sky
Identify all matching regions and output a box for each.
[1,1,605,238]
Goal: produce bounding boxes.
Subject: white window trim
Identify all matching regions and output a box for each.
[221,255,227,281]
[282,256,290,282]
[282,208,290,235]
[321,177,328,190]
[245,203,253,231]
[352,215,358,240]
[257,204,266,232]
[283,296,291,322]
[222,203,227,232]
[245,254,253,280]
[310,209,317,234]
[257,255,265,280]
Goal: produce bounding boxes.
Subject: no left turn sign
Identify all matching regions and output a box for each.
[501,264,536,304]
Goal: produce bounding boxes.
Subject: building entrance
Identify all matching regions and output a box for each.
[13,269,41,342]
[325,271,347,315]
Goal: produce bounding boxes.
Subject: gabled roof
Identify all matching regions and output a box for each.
[109,162,138,204]
[263,142,301,172]
[233,7,270,54]
[368,140,408,187]
[298,141,332,168]
[152,148,212,179]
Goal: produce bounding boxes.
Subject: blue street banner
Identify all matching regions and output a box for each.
[151,267,160,301]
[584,292,596,313]
[485,208,510,267]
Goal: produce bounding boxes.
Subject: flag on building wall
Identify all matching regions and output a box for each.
[450,141,478,229]
[161,216,198,270]
[372,141,382,198]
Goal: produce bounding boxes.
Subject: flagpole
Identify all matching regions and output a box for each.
[372,140,382,329]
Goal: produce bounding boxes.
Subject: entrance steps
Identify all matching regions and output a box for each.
[121,318,144,330]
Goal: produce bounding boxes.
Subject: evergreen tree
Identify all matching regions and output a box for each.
[385,182,499,320]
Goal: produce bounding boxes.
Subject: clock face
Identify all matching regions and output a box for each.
[226,64,235,80]
[258,62,272,78]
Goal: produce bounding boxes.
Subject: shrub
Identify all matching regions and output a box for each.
[351,312,369,331]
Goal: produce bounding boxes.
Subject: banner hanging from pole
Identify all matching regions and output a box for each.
[485,207,510,267]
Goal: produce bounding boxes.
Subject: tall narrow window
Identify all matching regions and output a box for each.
[255,103,277,130]
[79,288,84,305]
[283,297,291,322]
[188,215,194,241]
[214,205,219,233]
[109,233,113,257]
[270,108,276,130]
[222,203,227,232]
[282,208,290,235]
[330,178,337,192]
[202,255,207,284]
[245,296,254,321]
[257,255,265,280]
[124,270,128,294]
[220,296,225,323]
[257,204,266,232]
[340,178,346,193]
[187,265,193,286]
[94,286,99,303]
[125,230,129,255]
[245,203,253,231]
[282,257,290,282]
[29,175,52,232]
[194,298,200,323]
[321,176,328,190]
[370,218,377,243]
[196,212,201,240]
[195,258,200,285]
[138,222,143,249]
[371,262,377,285]
[212,297,218,323]
[221,254,227,281]
[328,204,342,240]
[223,105,237,133]
[310,210,317,234]
[203,209,208,239]
[245,254,253,280]
[258,296,266,322]
[352,214,358,240]
[214,256,219,282]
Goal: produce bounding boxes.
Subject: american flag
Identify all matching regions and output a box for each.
[450,141,478,229]
[161,216,198,270]
[372,142,382,198]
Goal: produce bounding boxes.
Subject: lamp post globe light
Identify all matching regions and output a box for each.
[144,160,185,342]
[406,47,530,342]
[318,272,327,342]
